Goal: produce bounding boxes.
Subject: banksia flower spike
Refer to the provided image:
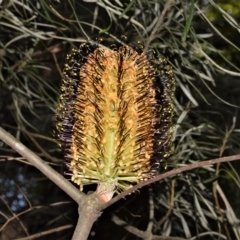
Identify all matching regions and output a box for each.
[55,40,175,197]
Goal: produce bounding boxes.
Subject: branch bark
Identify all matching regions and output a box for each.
[72,194,102,240]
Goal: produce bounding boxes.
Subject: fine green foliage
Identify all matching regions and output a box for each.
[0,0,240,239]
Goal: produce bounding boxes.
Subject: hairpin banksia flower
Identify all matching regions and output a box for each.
[55,40,175,197]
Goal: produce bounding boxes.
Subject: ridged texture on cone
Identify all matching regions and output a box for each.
[55,41,175,191]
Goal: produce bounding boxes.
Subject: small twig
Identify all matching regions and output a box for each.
[102,154,240,210]
[1,155,60,166]
[0,199,71,233]
[112,214,186,240]
[154,179,176,232]
[52,52,63,78]
[15,224,73,240]
[0,197,29,236]
[146,187,154,233]
[112,214,151,239]
[21,127,61,163]
[216,184,240,238]
[15,183,32,210]
[8,43,63,73]
[144,0,174,51]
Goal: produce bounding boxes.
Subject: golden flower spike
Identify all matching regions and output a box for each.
[55,40,175,200]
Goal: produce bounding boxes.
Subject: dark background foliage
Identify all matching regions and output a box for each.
[0,0,240,239]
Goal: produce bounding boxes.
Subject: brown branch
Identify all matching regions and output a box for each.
[0,196,29,236]
[213,129,232,240]
[102,154,240,210]
[213,164,231,240]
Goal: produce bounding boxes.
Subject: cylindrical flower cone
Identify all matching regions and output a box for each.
[55,41,175,199]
